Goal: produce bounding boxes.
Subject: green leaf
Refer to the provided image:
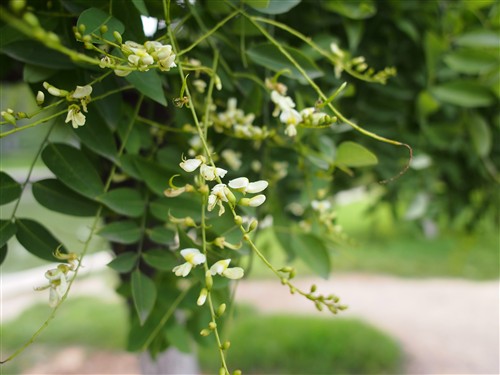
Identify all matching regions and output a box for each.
[133,158,176,196]
[73,110,118,162]
[98,221,142,244]
[147,226,176,245]
[77,8,125,44]
[107,252,139,273]
[467,113,492,158]
[41,143,104,199]
[165,324,191,353]
[132,0,149,16]
[0,244,7,265]
[290,233,331,279]
[142,248,178,271]
[0,220,16,248]
[1,41,74,69]
[0,172,22,205]
[15,218,66,262]
[455,30,500,49]
[23,64,56,83]
[126,70,167,106]
[32,179,99,217]
[131,269,157,325]
[150,196,201,221]
[245,0,301,15]
[335,141,378,167]
[97,188,145,218]
[443,49,499,74]
[246,43,323,83]
[430,80,495,108]
[323,0,376,20]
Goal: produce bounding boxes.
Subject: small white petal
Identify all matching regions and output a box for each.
[248,194,266,207]
[210,259,230,275]
[181,248,206,265]
[207,194,217,211]
[180,158,202,172]
[173,262,193,277]
[72,85,92,99]
[222,267,244,280]
[246,180,268,193]
[197,288,208,306]
[228,177,249,190]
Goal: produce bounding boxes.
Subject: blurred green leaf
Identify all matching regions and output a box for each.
[97,188,145,218]
[455,30,500,49]
[132,269,157,325]
[165,324,191,353]
[107,252,139,273]
[32,179,99,217]
[23,64,56,83]
[335,141,378,167]
[323,0,376,20]
[443,49,499,74]
[142,248,178,271]
[430,80,495,108]
[1,41,74,69]
[126,71,167,106]
[467,113,492,157]
[41,143,104,199]
[133,158,175,196]
[0,244,6,265]
[246,43,323,83]
[0,220,16,248]
[98,221,142,244]
[132,0,149,16]
[15,218,66,262]
[77,8,125,44]
[245,0,301,15]
[291,233,331,279]
[0,172,22,205]
[150,196,201,221]
[147,226,176,245]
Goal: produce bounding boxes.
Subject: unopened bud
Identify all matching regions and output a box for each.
[10,0,26,14]
[205,271,213,291]
[1,111,16,125]
[315,301,323,311]
[200,328,211,337]
[221,341,231,350]
[113,31,122,44]
[23,12,39,27]
[310,284,317,293]
[100,25,108,34]
[36,91,45,106]
[197,288,208,306]
[234,215,243,226]
[247,219,258,232]
[216,303,226,317]
[219,368,226,375]
[233,370,242,375]
[78,24,86,33]
[208,321,217,330]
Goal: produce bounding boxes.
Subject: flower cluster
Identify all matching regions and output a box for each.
[270,87,334,138]
[101,40,176,77]
[35,248,79,307]
[172,248,244,283]
[213,98,269,140]
[42,82,93,128]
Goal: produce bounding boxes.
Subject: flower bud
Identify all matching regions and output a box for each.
[36,91,45,106]
[200,328,211,337]
[219,368,226,375]
[310,284,317,293]
[221,341,231,350]
[216,303,226,317]
[234,215,243,226]
[205,271,213,291]
[1,111,16,125]
[10,0,26,13]
[100,25,108,34]
[113,31,122,44]
[233,370,242,375]
[23,12,39,27]
[208,321,217,330]
[247,219,258,232]
[197,288,208,306]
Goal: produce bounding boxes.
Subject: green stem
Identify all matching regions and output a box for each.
[0,109,67,138]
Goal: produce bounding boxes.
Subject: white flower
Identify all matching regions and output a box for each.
[221,149,242,170]
[172,248,206,277]
[228,177,249,190]
[246,180,268,193]
[71,85,92,99]
[210,259,244,280]
[193,79,207,93]
[247,194,266,207]
[271,90,296,115]
[180,157,203,172]
[208,183,230,216]
[35,265,71,307]
[280,108,302,125]
[200,164,227,181]
[65,105,86,128]
[285,124,297,137]
[197,288,208,306]
[311,200,331,213]
[114,68,131,77]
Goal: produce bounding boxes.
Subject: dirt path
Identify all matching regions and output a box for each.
[236,274,500,375]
